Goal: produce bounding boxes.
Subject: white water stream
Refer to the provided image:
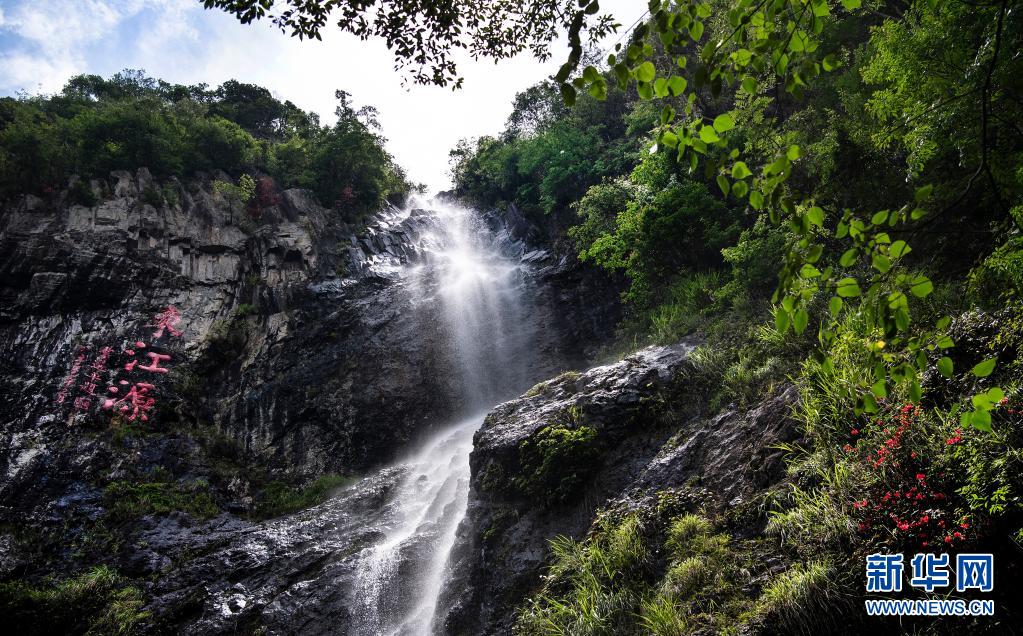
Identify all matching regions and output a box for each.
[350,201,539,635]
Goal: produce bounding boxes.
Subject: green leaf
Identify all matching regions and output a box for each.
[870,379,887,398]
[713,113,735,133]
[560,83,577,106]
[937,336,954,349]
[871,210,889,225]
[689,20,704,41]
[862,393,878,413]
[909,276,933,298]
[872,253,892,274]
[972,357,997,378]
[914,184,933,202]
[653,78,668,97]
[828,296,843,317]
[909,379,922,403]
[666,75,687,96]
[841,0,862,9]
[731,161,752,179]
[822,53,840,71]
[660,105,675,125]
[895,307,910,331]
[789,30,810,53]
[836,277,861,297]
[889,240,910,258]
[732,181,748,198]
[741,77,757,94]
[807,206,824,227]
[800,264,821,278]
[750,190,764,210]
[938,357,953,378]
[636,61,656,82]
[700,125,721,143]
[786,145,802,161]
[839,248,857,267]
[793,308,809,334]
[775,307,790,333]
[716,174,730,195]
[969,409,992,432]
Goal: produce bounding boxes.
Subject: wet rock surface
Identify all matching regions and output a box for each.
[0,171,620,625]
[441,344,800,634]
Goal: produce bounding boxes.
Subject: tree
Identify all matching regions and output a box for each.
[203,0,617,87]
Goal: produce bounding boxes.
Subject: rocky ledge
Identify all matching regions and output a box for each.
[441,343,801,634]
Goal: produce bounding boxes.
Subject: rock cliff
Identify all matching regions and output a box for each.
[441,344,801,634]
[0,170,619,591]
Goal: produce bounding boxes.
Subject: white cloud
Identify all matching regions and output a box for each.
[0,0,142,93]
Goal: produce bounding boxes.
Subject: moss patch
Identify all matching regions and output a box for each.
[514,425,601,507]
[253,474,354,519]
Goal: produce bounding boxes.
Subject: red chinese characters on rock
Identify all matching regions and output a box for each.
[103,382,157,422]
[56,306,185,422]
[149,305,183,339]
[139,352,172,374]
[98,305,185,423]
[55,347,89,405]
[73,346,112,411]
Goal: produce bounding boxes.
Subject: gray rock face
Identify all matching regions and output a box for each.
[441,344,800,634]
[0,171,620,588]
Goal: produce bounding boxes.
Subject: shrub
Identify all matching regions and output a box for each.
[141,185,163,208]
[0,565,149,635]
[969,236,1023,307]
[160,183,179,207]
[104,474,218,523]
[254,474,353,519]
[844,403,972,550]
[516,514,648,635]
[757,560,841,635]
[67,179,98,207]
[646,271,723,342]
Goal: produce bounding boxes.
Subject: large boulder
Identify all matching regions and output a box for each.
[441,343,800,634]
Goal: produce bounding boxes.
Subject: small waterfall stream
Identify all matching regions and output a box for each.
[350,201,540,635]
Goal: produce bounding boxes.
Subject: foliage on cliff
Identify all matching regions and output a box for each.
[449,0,1023,631]
[0,71,412,219]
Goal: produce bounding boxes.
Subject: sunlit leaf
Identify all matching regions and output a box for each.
[972,358,997,378]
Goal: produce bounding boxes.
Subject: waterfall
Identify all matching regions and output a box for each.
[350,200,538,635]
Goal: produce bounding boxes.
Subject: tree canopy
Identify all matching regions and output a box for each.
[0,71,411,219]
[203,0,618,87]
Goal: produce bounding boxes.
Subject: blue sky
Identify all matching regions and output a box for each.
[0,0,643,193]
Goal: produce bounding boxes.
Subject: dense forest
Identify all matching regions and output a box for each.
[446,0,1023,631]
[0,71,413,219]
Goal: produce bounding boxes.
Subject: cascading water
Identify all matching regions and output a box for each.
[350,200,540,635]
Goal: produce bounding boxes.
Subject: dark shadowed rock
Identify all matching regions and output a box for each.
[441,344,800,634]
